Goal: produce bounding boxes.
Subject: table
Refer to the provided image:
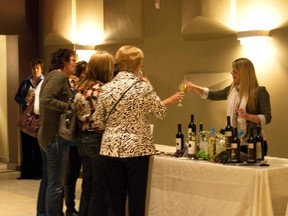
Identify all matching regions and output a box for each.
[146,145,288,216]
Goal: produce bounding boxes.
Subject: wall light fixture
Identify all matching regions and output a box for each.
[237,30,270,46]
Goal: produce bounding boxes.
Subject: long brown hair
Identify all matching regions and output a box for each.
[77,51,114,92]
[231,58,259,112]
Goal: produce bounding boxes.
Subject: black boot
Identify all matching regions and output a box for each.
[65,208,79,216]
[65,186,78,216]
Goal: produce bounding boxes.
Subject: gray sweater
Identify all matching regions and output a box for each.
[38,70,72,147]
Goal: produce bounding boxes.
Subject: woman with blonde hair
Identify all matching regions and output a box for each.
[93,45,184,216]
[74,51,114,216]
[186,57,272,154]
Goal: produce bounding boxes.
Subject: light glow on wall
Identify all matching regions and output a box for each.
[76,49,95,62]
[236,0,286,31]
[239,38,274,73]
[76,21,105,45]
[72,0,105,46]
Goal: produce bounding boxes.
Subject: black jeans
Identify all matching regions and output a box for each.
[103,156,150,216]
[65,144,82,211]
[77,131,110,216]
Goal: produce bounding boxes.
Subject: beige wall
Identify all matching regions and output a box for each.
[41,0,288,158]
[0,36,8,162]
[92,1,288,158]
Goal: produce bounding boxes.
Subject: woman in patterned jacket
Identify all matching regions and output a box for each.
[93,45,184,216]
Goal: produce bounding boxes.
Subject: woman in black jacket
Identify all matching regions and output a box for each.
[15,59,44,179]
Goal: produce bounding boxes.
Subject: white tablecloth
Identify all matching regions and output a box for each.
[146,145,288,216]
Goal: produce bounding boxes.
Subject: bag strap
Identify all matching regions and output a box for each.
[106,80,140,120]
[66,90,77,110]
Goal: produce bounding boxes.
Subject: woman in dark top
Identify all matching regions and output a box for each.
[15,59,44,180]
[186,58,272,154]
[37,48,77,216]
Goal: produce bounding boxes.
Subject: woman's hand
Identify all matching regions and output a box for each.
[25,89,35,104]
[237,108,261,124]
[163,92,185,106]
[236,108,247,119]
[185,81,197,92]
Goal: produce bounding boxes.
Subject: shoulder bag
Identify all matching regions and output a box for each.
[17,101,39,138]
[58,96,77,141]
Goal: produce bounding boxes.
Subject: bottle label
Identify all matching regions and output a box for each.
[188,140,196,154]
[191,134,196,141]
[225,131,232,137]
[231,143,238,149]
[248,143,254,149]
[188,128,192,136]
[176,138,181,150]
[256,141,263,159]
[247,143,256,163]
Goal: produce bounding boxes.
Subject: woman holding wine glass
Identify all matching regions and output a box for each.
[185,58,272,155]
[93,45,184,216]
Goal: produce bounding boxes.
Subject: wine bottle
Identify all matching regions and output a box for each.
[197,122,204,156]
[255,125,264,161]
[187,129,197,159]
[224,116,233,159]
[176,124,184,152]
[230,127,240,163]
[199,122,203,132]
[224,116,233,143]
[247,127,256,163]
[208,128,216,160]
[188,114,196,138]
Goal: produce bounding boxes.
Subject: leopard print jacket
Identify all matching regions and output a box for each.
[93,71,167,158]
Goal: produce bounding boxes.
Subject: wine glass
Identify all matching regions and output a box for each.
[177,81,188,107]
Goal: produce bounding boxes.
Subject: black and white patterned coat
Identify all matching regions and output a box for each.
[93,71,167,158]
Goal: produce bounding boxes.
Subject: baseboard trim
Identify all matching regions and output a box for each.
[0,157,8,163]
[7,163,21,171]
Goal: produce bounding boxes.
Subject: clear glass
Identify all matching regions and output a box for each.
[177,80,188,107]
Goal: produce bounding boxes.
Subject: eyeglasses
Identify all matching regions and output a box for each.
[69,58,76,63]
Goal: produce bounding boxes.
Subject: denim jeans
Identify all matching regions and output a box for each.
[36,135,70,216]
[77,131,111,216]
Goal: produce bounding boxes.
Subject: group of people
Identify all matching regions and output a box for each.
[15,45,271,216]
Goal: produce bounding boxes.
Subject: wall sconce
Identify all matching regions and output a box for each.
[74,45,96,62]
[237,30,270,46]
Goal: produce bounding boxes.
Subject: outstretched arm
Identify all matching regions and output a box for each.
[162,92,185,106]
[186,81,205,97]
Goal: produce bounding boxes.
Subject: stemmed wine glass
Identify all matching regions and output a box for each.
[177,80,188,107]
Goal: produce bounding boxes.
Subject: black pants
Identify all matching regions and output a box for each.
[103,156,150,216]
[65,145,82,210]
[20,131,42,178]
